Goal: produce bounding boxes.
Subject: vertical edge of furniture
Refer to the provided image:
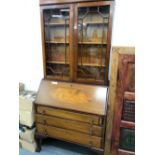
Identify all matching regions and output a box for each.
[104,1,114,86]
[104,47,119,155]
[104,47,135,155]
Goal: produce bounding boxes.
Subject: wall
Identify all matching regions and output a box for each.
[19,0,136,91]
[19,0,43,90]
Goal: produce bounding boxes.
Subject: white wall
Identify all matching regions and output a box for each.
[112,0,136,46]
[19,0,43,91]
[19,0,136,91]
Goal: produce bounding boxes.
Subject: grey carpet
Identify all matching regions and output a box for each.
[19,139,97,155]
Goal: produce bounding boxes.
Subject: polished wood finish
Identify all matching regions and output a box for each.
[107,47,135,155]
[104,46,120,155]
[35,79,107,152]
[36,114,103,136]
[74,1,114,85]
[69,4,74,81]
[40,1,114,85]
[105,2,114,85]
[77,1,112,7]
[40,9,46,78]
[36,105,103,125]
[120,121,135,130]
[35,79,108,115]
[118,149,134,155]
[40,0,109,5]
[36,123,103,149]
[37,0,114,153]
[124,92,135,101]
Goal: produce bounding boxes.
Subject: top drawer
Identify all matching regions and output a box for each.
[36,106,103,125]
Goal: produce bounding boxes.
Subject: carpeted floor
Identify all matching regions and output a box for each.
[19,139,97,155]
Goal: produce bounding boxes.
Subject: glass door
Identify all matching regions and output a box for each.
[75,2,111,84]
[43,6,71,81]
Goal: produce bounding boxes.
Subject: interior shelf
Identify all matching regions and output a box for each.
[45,23,69,26]
[45,41,106,45]
[45,41,69,44]
[81,22,108,25]
[47,61,105,67]
[118,149,135,155]
[47,61,69,65]
[45,22,108,27]
[120,120,135,129]
[77,78,104,85]
[46,75,69,81]
[78,63,106,67]
[78,42,107,45]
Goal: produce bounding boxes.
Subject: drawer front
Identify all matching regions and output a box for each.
[36,123,103,149]
[36,106,103,125]
[36,114,103,137]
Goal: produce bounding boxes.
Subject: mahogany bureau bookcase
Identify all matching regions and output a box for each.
[35,0,114,154]
[104,47,135,155]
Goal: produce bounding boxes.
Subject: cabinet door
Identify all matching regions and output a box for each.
[112,54,135,155]
[74,1,113,85]
[40,5,74,81]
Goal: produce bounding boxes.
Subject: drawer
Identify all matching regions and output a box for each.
[36,106,103,125]
[36,123,103,149]
[36,114,104,137]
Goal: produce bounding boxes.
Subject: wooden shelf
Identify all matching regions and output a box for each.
[77,78,104,85]
[47,61,69,65]
[78,42,107,45]
[45,23,69,26]
[46,75,69,81]
[45,41,106,45]
[45,41,69,44]
[78,63,106,67]
[120,120,135,129]
[118,149,135,155]
[82,22,108,25]
[45,22,108,26]
[124,92,135,101]
[47,61,105,67]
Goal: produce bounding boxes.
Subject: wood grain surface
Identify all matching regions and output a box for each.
[36,114,103,136]
[35,79,107,115]
[36,123,103,148]
[36,105,103,125]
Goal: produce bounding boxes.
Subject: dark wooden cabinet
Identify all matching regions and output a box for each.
[40,0,114,85]
[104,47,135,155]
[35,0,114,154]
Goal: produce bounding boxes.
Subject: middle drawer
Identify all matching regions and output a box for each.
[35,114,103,137]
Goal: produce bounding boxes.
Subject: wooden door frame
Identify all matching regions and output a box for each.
[111,54,135,155]
[40,4,74,80]
[73,1,114,85]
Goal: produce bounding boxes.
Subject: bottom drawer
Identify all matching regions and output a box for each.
[36,123,103,149]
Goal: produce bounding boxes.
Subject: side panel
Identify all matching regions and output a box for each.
[111,49,135,155]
